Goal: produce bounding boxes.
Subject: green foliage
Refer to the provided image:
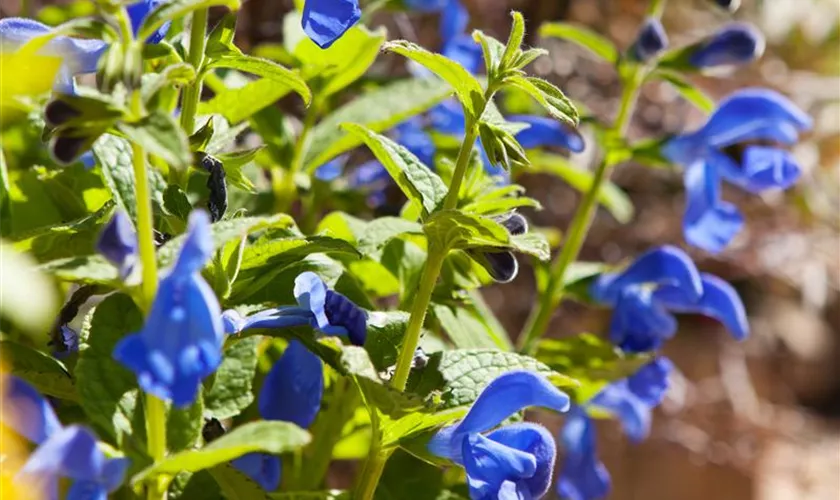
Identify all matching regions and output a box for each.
[139,0,241,42]
[0,341,76,400]
[204,337,260,419]
[540,22,620,65]
[132,421,310,484]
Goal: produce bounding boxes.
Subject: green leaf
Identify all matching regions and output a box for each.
[133,421,310,484]
[157,214,294,268]
[406,349,579,410]
[536,334,651,402]
[93,134,167,222]
[423,210,509,252]
[204,337,259,419]
[529,151,634,224]
[209,464,272,500]
[141,63,197,105]
[117,110,192,169]
[364,311,411,371]
[206,54,311,105]
[75,294,145,448]
[471,30,506,76]
[509,231,550,261]
[0,242,60,334]
[462,195,540,215]
[199,77,292,124]
[505,75,578,126]
[652,70,715,113]
[206,12,239,58]
[355,217,423,256]
[432,301,510,351]
[287,14,387,98]
[375,450,448,500]
[343,124,447,216]
[169,393,204,452]
[383,40,485,120]
[163,185,192,230]
[540,22,619,65]
[501,11,526,69]
[0,341,76,400]
[216,148,260,192]
[139,0,241,42]
[269,492,350,500]
[40,254,119,285]
[303,78,451,170]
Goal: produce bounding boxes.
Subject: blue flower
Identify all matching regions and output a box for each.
[222,272,367,346]
[557,407,610,500]
[591,246,749,352]
[428,371,570,500]
[687,23,764,69]
[232,340,323,490]
[630,17,668,62]
[127,0,171,44]
[53,325,80,358]
[2,376,128,499]
[314,156,346,181]
[404,0,450,13]
[510,115,585,153]
[0,17,106,93]
[113,211,224,407]
[558,359,672,500]
[96,210,138,281]
[301,0,361,49]
[663,89,811,252]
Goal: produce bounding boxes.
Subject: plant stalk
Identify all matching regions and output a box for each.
[517,67,644,355]
[175,8,209,188]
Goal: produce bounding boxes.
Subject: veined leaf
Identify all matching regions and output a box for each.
[206,54,310,105]
[204,337,259,420]
[0,341,76,400]
[423,210,509,251]
[383,40,485,120]
[505,75,578,126]
[199,77,293,124]
[131,421,310,484]
[117,110,192,169]
[303,78,451,170]
[540,22,619,65]
[343,124,447,217]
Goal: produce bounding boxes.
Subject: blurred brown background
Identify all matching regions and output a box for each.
[2,0,838,498]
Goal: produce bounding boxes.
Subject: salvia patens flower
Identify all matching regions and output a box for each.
[1,376,128,499]
[629,17,668,62]
[686,23,764,69]
[404,0,450,13]
[0,2,168,94]
[222,272,367,346]
[301,0,361,49]
[663,89,812,252]
[511,115,586,153]
[96,210,138,281]
[558,358,672,500]
[428,371,570,500]
[591,246,748,353]
[0,18,106,93]
[113,211,224,407]
[232,341,323,491]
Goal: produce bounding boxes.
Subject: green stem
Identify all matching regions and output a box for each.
[129,90,167,499]
[517,67,644,355]
[176,9,208,185]
[354,413,392,500]
[299,376,360,490]
[443,123,479,210]
[274,108,317,214]
[646,0,668,17]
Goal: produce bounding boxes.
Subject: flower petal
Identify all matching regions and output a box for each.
[721,146,801,193]
[608,287,677,353]
[630,17,668,62]
[429,371,569,460]
[301,0,361,49]
[486,423,557,499]
[510,115,585,153]
[441,0,469,45]
[625,358,673,406]
[655,273,749,340]
[682,161,744,253]
[1,376,61,444]
[127,0,171,44]
[558,407,611,500]
[462,432,537,500]
[67,480,108,500]
[687,22,764,69]
[591,245,703,304]
[100,457,129,492]
[231,453,282,492]
[173,211,213,276]
[294,272,331,330]
[589,382,651,442]
[19,425,104,482]
[259,340,323,428]
[96,210,138,281]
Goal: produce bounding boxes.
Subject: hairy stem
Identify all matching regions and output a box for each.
[517,67,644,355]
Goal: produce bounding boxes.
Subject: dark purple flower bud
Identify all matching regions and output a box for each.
[480,251,520,283]
[688,23,764,69]
[324,289,367,347]
[44,99,80,127]
[631,17,669,62]
[96,210,138,281]
[494,212,528,236]
[711,0,740,12]
[49,133,87,165]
